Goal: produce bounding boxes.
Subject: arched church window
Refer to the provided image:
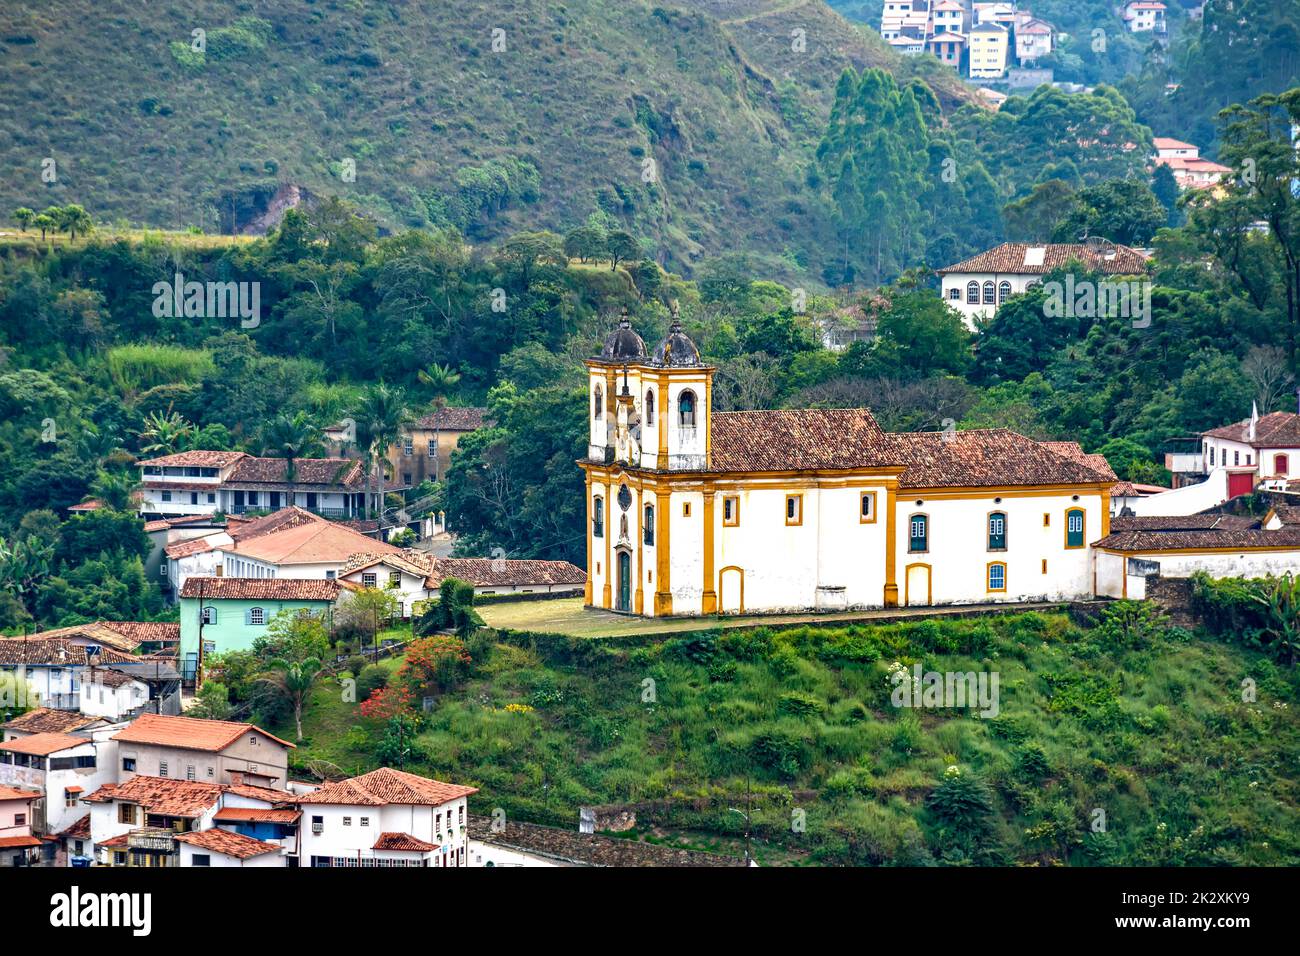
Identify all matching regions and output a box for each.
[593,385,603,420]
[982,281,996,305]
[998,281,1011,304]
[678,390,696,427]
[645,389,655,426]
[966,281,979,304]
[644,504,654,545]
[593,497,604,537]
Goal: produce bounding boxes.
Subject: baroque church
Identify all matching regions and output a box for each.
[579,310,1117,617]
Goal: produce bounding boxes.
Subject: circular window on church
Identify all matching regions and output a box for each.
[618,484,632,511]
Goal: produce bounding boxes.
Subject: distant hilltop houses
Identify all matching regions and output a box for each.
[1151,137,1232,192]
[879,1,1056,82]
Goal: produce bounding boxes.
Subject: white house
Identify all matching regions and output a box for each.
[296,767,477,868]
[936,241,1152,328]
[1124,1,1167,33]
[0,731,117,836]
[1166,408,1300,498]
[581,316,1119,617]
[174,827,285,867]
[0,638,148,711]
[79,668,150,722]
[1151,137,1232,190]
[0,783,42,866]
[1013,18,1053,62]
[137,450,377,520]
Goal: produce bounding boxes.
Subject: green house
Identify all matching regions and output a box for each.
[179,577,341,683]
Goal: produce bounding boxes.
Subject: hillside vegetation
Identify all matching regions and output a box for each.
[0,0,969,274]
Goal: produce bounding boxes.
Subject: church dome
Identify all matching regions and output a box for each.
[598,308,647,362]
[651,308,701,367]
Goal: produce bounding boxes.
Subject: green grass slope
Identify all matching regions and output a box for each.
[278,610,1300,866]
[0,0,971,273]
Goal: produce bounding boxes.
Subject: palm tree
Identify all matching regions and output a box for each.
[417,362,461,409]
[13,208,34,233]
[356,384,409,527]
[31,213,55,242]
[257,657,322,742]
[136,410,194,455]
[259,412,324,510]
[90,470,141,512]
[136,410,195,455]
[60,204,93,241]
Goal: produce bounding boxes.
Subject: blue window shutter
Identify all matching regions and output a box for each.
[244,609,252,625]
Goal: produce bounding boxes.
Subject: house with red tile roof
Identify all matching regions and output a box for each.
[295,767,478,868]
[0,730,115,837]
[0,783,42,867]
[112,713,293,790]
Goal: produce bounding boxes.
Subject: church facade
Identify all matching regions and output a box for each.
[579,312,1116,617]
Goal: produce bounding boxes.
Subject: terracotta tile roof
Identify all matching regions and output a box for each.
[112,713,295,752]
[228,507,323,542]
[55,814,91,839]
[174,827,282,859]
[97,833,131,848]
[85,666,144,689]
[892,429,1116,489]
[0,733,89,756]
[0,835,43,849]
[212,806,301,824]
[1153,137,1196,150]
[144,514,223,533]
[224,512,401,564]
[1203,411,1300,448]
[467,816,745,867]
[98,622,180,645]
[425,557,586,589]
[709,409,895,473]
[139,451,247,468]
[67,499,104,512]
[1096,526,1300,552]
[223,783,297,802]
[179,576,342,602]
[372,831,437,852]
[937,242,1150,276]
[165,537,217,558]
[83,775,225,817]
[339,549,436,579]
[2,707,104,735]
[1111,481,1138,497]
[0,784,41,801]
[412,407,490,431]
[23,621,156,654]
[0,637,142,667]
[1110,514,1256,532]
[295,767,477,807]
[227,456,366,489]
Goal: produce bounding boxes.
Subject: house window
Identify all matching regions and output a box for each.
[403,438,413,457]
[1209,447,1215,466]
[388,571,401,588]
[644,504,655,544]
[343,817,352,826]
[325,570,336,580]
[362,573,378,588]
[428,441,437,458]
[122,757,136,772]
[948,287,961,301]
[982,281,995,304]
[248,607,265,625]
[65,790,77,808]
[190,492,199,505]
[593,497,604,537]
[909,514,929,553]
[360,817,370,827]
[159,762,168,777]
[859,492,876,524]
[785,494,803,526]
[207,493,216,504]
[678,390,697,427]
[988,511,1007,550]
[966,281,979,304]
[645,389,655,426]
[118,804,136,824]
[594,384,603,420]
[161,491,172,503]
[998,281,1011,304]
[1065,508,1085,548]
[191,854,211,867]
[723,495,740,526]
[15,813,25,826]
[1276,453,1290,476]
[987,562,1007,592]
[186,766,195,780]
[201,606,217,625]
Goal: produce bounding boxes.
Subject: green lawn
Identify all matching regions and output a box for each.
[477,596,1074,639]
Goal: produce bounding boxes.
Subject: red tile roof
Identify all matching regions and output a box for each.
[2,707,104,735]
[83,775,225,817]
[295,767,477,807]
[165,537,217,558]
[212,806,301,824]
[112,713,294,752]
[425,558,586,589]
[139,451,246,468]
[0,785,41,801]
[892,429,1116,488]
[0,835,42,849]
[709,408,895,473]
[174,828,282,859]
[1203,411,1300,448]
[0,733,89,756]
[178,577,342,602]
[227,456,366,489]
[1096,526,1300,552]
[372,831,437,852]
[937,242,1150,276]
[412,407,490,431]
[55,814,91,839]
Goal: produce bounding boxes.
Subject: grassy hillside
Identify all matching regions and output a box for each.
[0,0,971,274]
[274,608,1300,866]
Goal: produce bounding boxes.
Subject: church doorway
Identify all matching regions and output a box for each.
[719,566,744,614]
[905,563,932,606]
[616,550,631,612]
